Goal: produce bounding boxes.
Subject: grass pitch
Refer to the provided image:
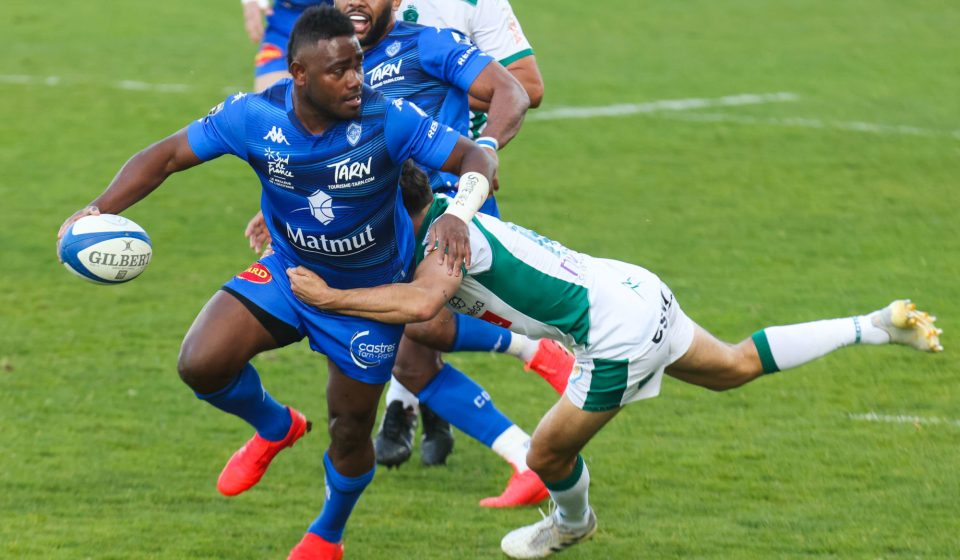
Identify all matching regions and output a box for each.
[2,1,958,558]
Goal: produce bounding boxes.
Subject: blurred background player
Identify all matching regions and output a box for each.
[242,0,333,91]
[370,0,547,471]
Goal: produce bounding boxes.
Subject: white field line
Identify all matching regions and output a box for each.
[528,92,800,121]
[657,111,960,140]
[0,74,241,95]
[849,412,960,428]
[5,74,957,140]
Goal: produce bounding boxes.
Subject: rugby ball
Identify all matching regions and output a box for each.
[59,214,152,284]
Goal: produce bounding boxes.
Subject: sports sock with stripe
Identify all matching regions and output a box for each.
[752,315,889,373]
[194,363,291,441]
[545,455,592,529]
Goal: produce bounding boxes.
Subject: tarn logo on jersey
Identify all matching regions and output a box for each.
[349,330,397,370]
[326,156,374,189]
[367,59,404,88]
[346,122,362,146]
[306,190,335,225]
[264,147,294,188]
[263,126,290,145]
[386,40,402,57]
[285,222,376,257]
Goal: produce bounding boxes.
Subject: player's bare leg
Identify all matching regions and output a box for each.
[289,361,383,558]
[178,290,309,496]
[667,299,943,389]
[501,396,612,557]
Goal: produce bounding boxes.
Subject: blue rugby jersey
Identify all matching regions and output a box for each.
[363,22,493,190]
[186,82,460,289]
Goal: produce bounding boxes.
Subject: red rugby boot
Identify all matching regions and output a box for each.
[479,468,550,508]
[217,407,310,496]
[524,339,575,394]
[288,533,344,560]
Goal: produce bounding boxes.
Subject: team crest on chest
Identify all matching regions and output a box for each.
[306,190,336,225]
[386,40,402,57]
[346,122,362,146]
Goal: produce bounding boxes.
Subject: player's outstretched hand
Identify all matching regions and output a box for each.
[242,0,273,44]
[287,266,334,309]
[56,205,100,261]
[244,210,273,255]
[426,214,471,277]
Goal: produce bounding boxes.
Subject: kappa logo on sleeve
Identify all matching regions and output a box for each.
[237,263,272,284]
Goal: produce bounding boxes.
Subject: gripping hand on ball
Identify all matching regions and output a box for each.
[57,206,100,261]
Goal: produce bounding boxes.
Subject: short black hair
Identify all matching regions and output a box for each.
[400,160,435,215]
[287,5,356,66]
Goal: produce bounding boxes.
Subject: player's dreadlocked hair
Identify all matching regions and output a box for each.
[400,160,435,215]
[287,5,356,66]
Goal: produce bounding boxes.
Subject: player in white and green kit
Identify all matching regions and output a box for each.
[287,162,944,558]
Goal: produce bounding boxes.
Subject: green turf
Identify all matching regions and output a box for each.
[2,0,958,558]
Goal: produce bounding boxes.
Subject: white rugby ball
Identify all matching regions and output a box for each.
[59,214,152,284]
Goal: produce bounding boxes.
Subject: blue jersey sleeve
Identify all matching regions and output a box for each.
[186,95,249,161]
[418,27,494,93]
[384,98,460,170]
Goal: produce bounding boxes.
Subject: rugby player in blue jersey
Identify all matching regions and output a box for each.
[341,0,572,505]
[57,7,496,559]
[242,0,574,507]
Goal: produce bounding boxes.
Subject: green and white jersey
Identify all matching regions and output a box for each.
[416,197,644,350]
[416,197,698,413]
[398,0,534,66]
[397,0,535,138]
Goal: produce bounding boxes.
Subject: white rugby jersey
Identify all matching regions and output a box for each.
[397,0,534,66]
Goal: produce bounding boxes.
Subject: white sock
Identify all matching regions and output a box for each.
[755,315,889,372]
[384,377,420,413]
[547,455,591,529]
[505,334,538,363]
[490,425,532,472]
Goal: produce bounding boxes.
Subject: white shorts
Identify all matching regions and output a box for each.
[564,260,695,412]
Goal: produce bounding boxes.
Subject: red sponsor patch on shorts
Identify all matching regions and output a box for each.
[237,263,272,284]
[480,310,512,328]
[255,44,284,66]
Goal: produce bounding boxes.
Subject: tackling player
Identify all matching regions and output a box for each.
[58,8,496,559]
[371,0,547,473]
[287,161,944,558]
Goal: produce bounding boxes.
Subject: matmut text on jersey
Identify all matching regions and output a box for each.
[185,82,461,289]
